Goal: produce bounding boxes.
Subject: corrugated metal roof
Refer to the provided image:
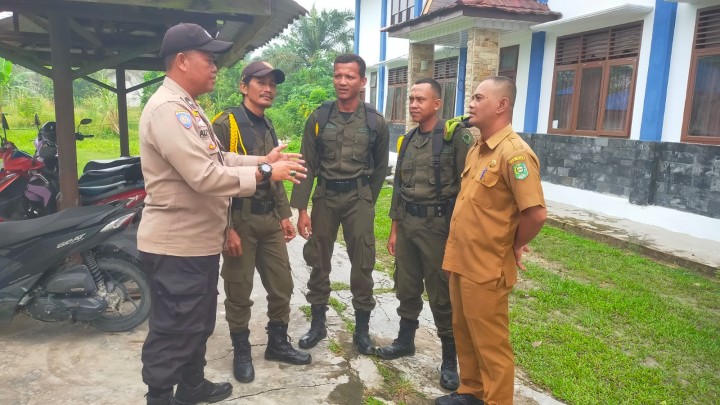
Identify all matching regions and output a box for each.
[458,0,557,16]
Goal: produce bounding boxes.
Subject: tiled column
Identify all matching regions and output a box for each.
[406,42,434,128]
[464,27,500,137]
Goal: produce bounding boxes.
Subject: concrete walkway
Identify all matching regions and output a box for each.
[2,199,716,405]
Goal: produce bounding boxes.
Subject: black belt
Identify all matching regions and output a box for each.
[232,198,276,214]
[320,176,369,193]
[405,201,450,218]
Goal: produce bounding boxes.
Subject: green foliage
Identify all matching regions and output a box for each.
[140,71,164,106]
[15,96,45,123]
[0,57,12,112]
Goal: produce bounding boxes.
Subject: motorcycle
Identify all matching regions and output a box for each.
[0,113,146,221]
[0,203,150,332]
[0,113,42,221]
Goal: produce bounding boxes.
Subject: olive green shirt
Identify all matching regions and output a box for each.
[290,101,390,209]
[389,121,472,220]
[212,106,292,220]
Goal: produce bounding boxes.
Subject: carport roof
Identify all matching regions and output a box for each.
[0,0,306,77]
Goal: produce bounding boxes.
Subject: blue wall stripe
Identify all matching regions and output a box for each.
[455,47,467,116]
[524,31,545,133]
[639,0,677,141]
[415,0,423,18]
[378,0,388,113]
[354,0,361,54]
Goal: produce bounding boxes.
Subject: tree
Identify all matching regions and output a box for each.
[0,57,12,113]
[261,6,354,72]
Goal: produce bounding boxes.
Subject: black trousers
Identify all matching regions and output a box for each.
[140,252,220,388]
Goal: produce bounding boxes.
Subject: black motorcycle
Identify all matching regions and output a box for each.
[0,204,150,332]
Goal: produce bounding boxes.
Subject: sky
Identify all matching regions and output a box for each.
[295,0,355,12]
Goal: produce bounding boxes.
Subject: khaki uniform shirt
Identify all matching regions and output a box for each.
[389,121,472,219]
[442,125,545,286]
[212,107,291,220]
[290,102,390,209]
[137,78,259,256]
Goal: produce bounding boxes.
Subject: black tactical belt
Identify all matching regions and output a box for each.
[232,198,276,214]
[320,176,369,193]
[405,201,449,217]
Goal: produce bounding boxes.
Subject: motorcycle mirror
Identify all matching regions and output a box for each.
[80,118,92,126]
[1,113,8,142]
[34,114,41,129]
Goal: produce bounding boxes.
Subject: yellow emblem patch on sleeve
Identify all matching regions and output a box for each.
[507,155,526,165]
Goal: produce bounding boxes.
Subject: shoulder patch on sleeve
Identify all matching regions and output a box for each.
[507,155,526,165]
[176,110,193,129]
[462,132,472,145]
[512,162,529,180]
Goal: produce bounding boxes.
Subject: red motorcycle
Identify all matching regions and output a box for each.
[0,113,146,222]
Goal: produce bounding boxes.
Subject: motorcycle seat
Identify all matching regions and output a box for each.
[0,205,118,247]
[81,182,144,205]
[79,163,143,184]
[79,175,127,195]
[83,156,140,172]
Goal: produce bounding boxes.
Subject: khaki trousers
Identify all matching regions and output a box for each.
[449,272,514,405]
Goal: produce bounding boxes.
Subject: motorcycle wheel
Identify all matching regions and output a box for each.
[90,256,151,332]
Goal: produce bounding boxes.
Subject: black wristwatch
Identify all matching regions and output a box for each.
[258,162,272,180]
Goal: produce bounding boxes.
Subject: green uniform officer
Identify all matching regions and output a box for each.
[377,78,471,391]
[290,54,390,355]
[212,61,311,385]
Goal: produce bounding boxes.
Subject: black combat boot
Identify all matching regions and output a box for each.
[230,329,254,383]
[353,309,376,355]
[265,321,312,364]
[439,336,460,391]
[299,304,328,349]
[376,317,419,360]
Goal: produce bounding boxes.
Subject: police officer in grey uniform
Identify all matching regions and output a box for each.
[212,61,311,384]
[377,78,472,391]
[139,24,306,405]
[290,54,389,355]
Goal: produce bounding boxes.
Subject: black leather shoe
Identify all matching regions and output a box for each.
[439,336,459,390]
[174,379,233,405]
[376,318,418,360]
[353,309,376,355]
[435,391,484,405]
[265,321,312,365]
[230,329,254,383]
[299,304,327,349]
[146,392,174,405]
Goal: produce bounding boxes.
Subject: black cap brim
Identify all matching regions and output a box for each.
[250,68,286,84]
[195,39,233,54]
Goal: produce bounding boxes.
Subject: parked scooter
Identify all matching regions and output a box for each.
[0,203,150,332]
[0,113,146,221]
[31,114,146,217]
[0,113,42,221]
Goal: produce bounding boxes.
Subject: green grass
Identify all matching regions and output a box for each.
[327,338,343,356]
[511,226,720,404]
[299,305,311,320]
[331,281,351,291]
[371,358,424,404]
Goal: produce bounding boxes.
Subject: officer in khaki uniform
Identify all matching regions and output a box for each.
[212,61,310,385]
[435,77,547,405]
[139,24,306,405]
[290,54,389,355]
[377,78,471,391]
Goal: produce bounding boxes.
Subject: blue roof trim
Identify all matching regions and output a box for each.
[524,31,545,133]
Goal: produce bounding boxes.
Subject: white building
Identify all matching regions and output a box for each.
[355,0,720,242]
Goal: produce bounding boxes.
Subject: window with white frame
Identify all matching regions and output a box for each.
[548,23,642,137]
[682,6,720,145]
[391,0,414,25]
